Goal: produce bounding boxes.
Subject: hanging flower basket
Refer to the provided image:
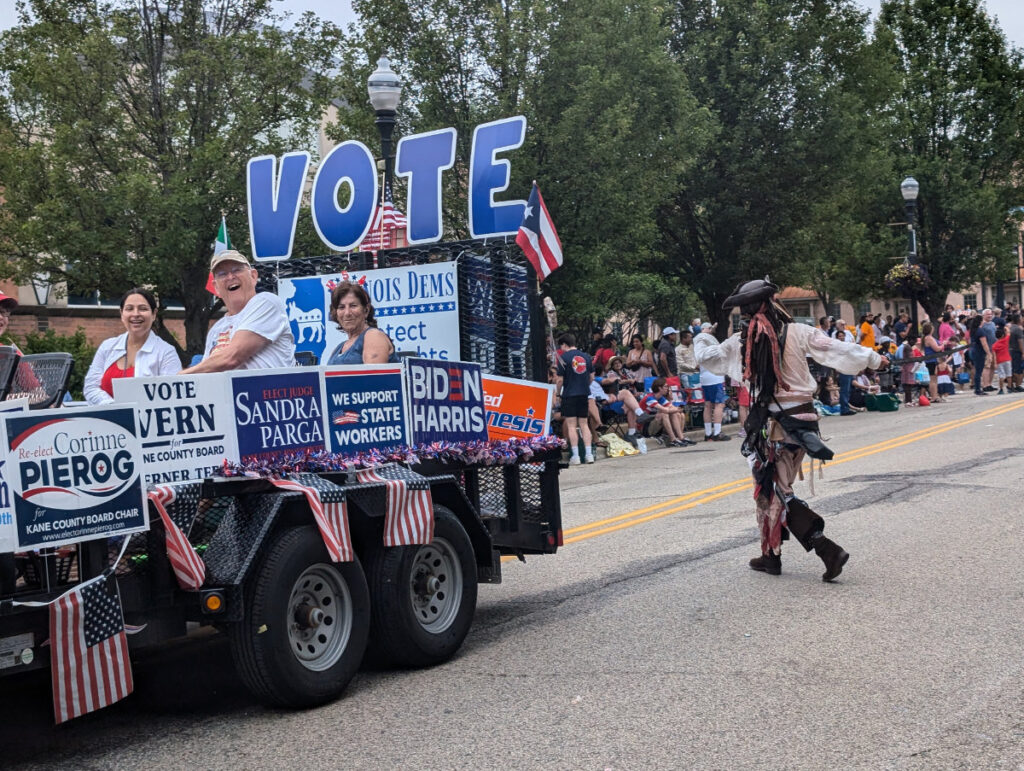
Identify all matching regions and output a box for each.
[884,262,930,295]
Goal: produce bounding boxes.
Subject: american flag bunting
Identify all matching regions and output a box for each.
[147,485,206,590]
[355,465,434,546]
[268,475,353,562]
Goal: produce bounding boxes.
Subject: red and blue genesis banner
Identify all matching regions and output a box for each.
[323,364,409,455]
[231,369,326,462]
[5,407,147,549]
[407,358,488,445]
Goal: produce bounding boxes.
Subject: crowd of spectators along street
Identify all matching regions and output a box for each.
[550,305,1024,465]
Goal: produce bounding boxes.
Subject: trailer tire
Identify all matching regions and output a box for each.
[229,525,370,708]
[364,506,478,668]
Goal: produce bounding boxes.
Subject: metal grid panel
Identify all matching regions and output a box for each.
[518,463,546,525]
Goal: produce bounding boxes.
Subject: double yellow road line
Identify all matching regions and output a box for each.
[556,399,1024,548]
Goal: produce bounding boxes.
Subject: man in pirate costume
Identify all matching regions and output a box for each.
[694,278,888,581]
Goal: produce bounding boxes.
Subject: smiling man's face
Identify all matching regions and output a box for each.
[214,260,258,314]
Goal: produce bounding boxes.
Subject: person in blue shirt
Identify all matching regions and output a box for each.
[555,333,594,465]
[326,281,399,365]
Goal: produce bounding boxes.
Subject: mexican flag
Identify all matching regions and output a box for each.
[205,217,232,296]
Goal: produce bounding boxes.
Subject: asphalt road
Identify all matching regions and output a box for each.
[4,390,1024,769]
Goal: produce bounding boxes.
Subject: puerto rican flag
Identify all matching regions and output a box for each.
[515,182,562,280]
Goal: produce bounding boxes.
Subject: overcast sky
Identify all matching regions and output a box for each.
[0,1,1021,57]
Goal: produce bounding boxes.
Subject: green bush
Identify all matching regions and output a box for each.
[7,328,96,400]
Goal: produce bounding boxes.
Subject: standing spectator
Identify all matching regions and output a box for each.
[699,349,730,442]
[892,311,909,344]
[1008,312,1024,392]
[969,315,992,396]
[920,322,943,404]
[588,327,604,355]
[981,309,997,390]
[992,326,1011,394]
[897,331,920,405]
[817,316,830,336]
[993,307,1006,329]
[656,327,680,378]
[675,329,697,374]
[857,313,876,350]
[593,334,617,372]
[938,312,956,347]
[555,333,595,465]
[690,318,702,336]
[625,334,655,384]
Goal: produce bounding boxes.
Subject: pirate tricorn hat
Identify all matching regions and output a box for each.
[722,276,779,311]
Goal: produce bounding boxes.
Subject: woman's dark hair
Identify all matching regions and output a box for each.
[968,315,982,333]
[921,322,933,337]
[942,311,952,323]
[330,282,377,330]
[120,287,157,312]
[630,334,645,347]
[599,334,615,349]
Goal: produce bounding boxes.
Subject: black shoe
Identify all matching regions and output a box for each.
[711,433,731,441]
[812,536,849,582]
[624,433,639,447]
[749,553,781,575]
[975,390,988,396]
[983,386,997,392]
[839,410,856,416]
[681,438,698,446]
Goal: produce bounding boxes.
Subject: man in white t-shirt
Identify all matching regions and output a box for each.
[698,323,731,442]
[182,249,295,372]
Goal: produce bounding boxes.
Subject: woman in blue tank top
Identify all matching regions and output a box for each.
[326,281,400,365]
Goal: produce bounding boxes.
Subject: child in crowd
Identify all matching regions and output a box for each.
[935,358,955,399]
[993,326,1012,394]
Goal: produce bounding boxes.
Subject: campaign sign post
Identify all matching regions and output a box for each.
[278,261,460,365]
[6,406,148,550]
[322,364,409,455]
[230,368,326,462]
[407,358,488,445]
[114,374,239,485]
[482,374,554,442]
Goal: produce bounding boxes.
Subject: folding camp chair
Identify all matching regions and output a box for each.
[0,345,22,401]
[8,352,74,410]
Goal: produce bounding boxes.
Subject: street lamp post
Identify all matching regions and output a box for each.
[367,56,403,211]
[901,176,920,333]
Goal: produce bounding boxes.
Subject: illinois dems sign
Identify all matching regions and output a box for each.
[247,116,528,259]
[5,406,147,550]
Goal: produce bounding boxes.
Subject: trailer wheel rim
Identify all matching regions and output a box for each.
[287,563,353,672]
[408,537,463,634]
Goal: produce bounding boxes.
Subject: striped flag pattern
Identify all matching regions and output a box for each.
[268,475,353,562]
[515,182,563,279]
[355,465,434,546]
[147,485,206,591]
[360,200,408,252]
[50,572,134,724]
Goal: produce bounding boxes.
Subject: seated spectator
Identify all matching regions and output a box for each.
[640,377,695,447]
[604,356,639,392]
[593,335,618,372]
[599,380,649,446]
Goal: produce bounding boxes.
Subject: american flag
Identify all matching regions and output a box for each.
[147,485,206,591]
[360,196,408,252]
[50,572,134,724]
[515,182,563,279]
[269,475,352,562]
[355,465,434,546]
[332,410,360,425]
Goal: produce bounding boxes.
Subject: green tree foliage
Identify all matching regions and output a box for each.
[0,0,342,357]
[660,0,897,334]
[876,0,1024,323]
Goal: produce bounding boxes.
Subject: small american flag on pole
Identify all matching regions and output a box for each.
[360,197,408,252]
[355,465,434,546]
[147,485,206,591]
[50,572,134,724]
[515,181,563,280]
[269,475,353,562]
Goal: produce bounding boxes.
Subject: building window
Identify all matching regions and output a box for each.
[788,303,811,318]
[827,303,841,319]
[963,294,977,310]
[858,302,872,315]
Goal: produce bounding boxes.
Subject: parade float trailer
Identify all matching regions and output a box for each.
[0,219,563,719]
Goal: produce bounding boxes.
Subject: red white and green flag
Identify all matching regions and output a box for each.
[205,217,232,296]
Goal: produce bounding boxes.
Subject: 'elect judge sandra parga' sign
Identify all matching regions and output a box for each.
[5,406,147,550]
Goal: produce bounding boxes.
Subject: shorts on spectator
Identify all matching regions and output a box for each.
[996,361,1012,379]
[561,394,589,418]
[1012,354,1023,374]
[703,383,727,404]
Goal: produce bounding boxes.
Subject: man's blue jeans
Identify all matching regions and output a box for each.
[838,373,854,413]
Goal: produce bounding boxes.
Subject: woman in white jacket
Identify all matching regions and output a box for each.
[84,288,181,404]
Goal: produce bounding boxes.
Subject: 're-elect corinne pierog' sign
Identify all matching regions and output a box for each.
[114,373,240,485]
[5,406,147,550]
